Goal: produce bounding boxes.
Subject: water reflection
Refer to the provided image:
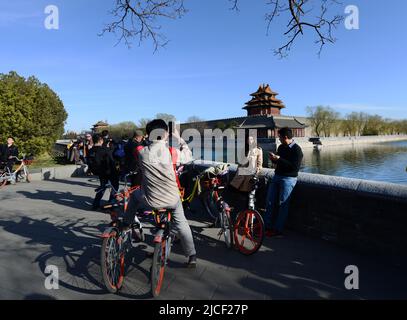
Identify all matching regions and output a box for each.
[300,140,407,185]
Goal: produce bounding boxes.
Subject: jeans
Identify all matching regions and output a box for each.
[124,189,196,258]
[264,174,297,232]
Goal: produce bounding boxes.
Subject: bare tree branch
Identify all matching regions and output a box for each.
[101,0,186,52]
[102,0,343,56]
[265,0,344,57]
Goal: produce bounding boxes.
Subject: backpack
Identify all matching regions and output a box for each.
[113,142,125,159]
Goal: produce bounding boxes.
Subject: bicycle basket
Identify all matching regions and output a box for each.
[24,159,34,166]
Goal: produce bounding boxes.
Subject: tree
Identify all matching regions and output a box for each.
[362,115,384,136]
[214,121,226,131]
[343,112,367,136]
[102,0,343,56]
[62,131,79,139]
[306,105,339,137]
[137,118,151,129]
[186,116,205,123]
[321,108,339,137]
[0,71,67,156]
[332,119,345,137]
[155,113,176,124]
[108,121,138,139]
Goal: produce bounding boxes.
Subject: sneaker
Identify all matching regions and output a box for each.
[185,255,197,268]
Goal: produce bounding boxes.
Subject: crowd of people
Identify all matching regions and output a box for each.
[2,122,303,267]
[87,121,302,267]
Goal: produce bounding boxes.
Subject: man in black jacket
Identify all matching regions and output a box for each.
[1,137,19,172]
[264,127,303,237]
[90,134,119,210]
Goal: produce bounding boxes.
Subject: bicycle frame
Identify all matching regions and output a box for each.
[0,156,30,184]
[96,172,140,209]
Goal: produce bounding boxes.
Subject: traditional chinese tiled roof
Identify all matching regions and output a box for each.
[93,121,109,127]
[243,84,285,110]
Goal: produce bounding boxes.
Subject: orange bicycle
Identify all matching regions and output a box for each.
[100,203,174,297]
[95,172,140,222]
[232,175,265,255]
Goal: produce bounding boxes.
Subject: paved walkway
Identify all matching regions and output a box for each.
[0,178,406,300]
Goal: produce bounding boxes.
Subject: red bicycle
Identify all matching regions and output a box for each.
[205,171,264,255]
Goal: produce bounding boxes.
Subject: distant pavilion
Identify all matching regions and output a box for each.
[91,121,109,133]
[181,84,307,138]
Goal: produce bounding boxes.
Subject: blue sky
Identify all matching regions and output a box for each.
[1,0,406,132]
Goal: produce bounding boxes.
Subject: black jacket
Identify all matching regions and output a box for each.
[0,144,18,163]
[89,145,117,178]
[274,142,303,177]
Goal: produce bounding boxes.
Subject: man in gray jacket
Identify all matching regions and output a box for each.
[124,119,197,267]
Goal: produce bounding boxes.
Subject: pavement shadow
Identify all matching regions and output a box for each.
[177,197,367,300]
[0,214,164,299]
[17,189,97,211]
[0,216,106,295]
[46,178,99,189]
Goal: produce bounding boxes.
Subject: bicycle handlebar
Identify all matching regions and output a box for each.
[9,156,23,162]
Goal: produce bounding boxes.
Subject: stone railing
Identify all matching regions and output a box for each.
[185,160,407,266]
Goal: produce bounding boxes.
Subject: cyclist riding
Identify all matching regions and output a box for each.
[123,119,197,268]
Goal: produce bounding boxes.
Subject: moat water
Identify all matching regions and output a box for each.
[201,140,407,185]
[299,140,407,185]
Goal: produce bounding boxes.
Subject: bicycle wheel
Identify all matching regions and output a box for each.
[25,167,31,183]
[233,210,264,255]
[151,239,167,297]
[17,168,31,183]
[100,230,125,293]
[200,190,218,220]
[221,209,233,249]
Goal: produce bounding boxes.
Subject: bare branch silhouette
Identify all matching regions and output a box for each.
[101,0,187,52]
[102,0,343,56]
